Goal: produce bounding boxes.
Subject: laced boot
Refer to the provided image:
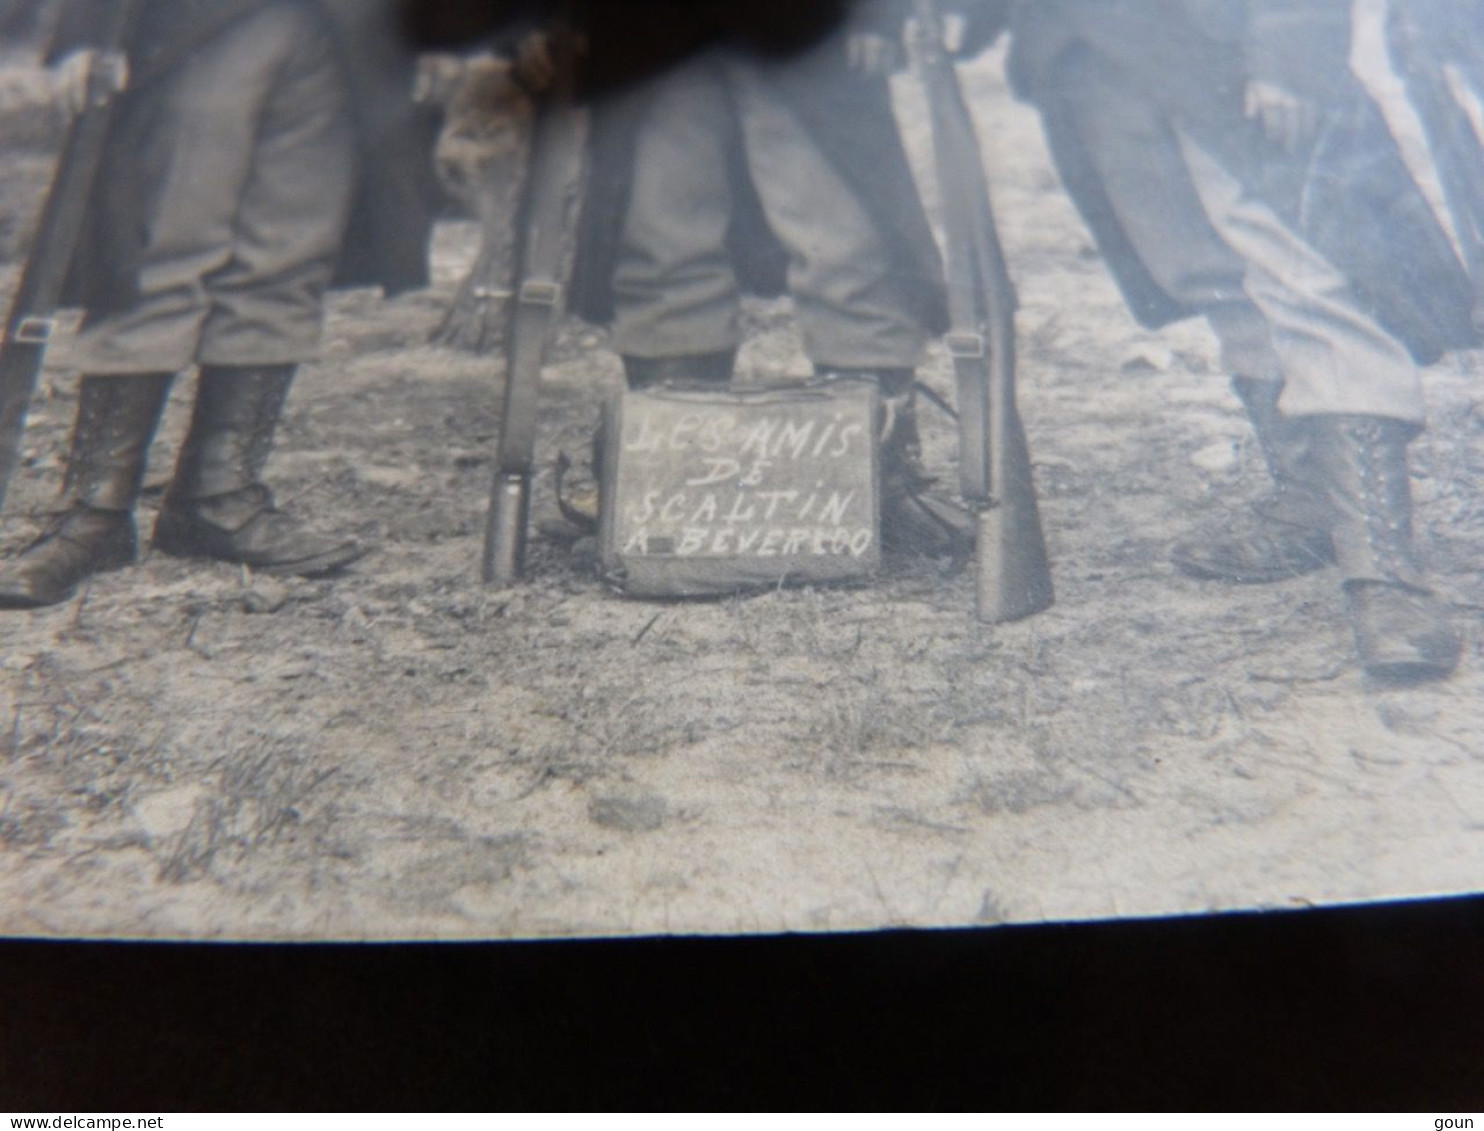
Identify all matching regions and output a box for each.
[820,367,974,560]
[555,351,738,531]
[1171,377,1335,582]
[1312,415,1460,681]
[153,365,365,575]
[0,373,173,609]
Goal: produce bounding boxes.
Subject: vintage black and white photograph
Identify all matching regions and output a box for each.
[0,0,1482,941]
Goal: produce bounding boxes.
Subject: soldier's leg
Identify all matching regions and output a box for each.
[1179,136,1458,679]
[549,60,742,531]
[609,55,741,387]
[0,7,314,607]
[190,4,355,369]
[152,4,363,576]
[67,10,309,374]
[1046,49,1337,581]
[719,60,968,556]
[722,59,926,372]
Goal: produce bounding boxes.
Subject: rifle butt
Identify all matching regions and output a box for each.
[482,471,531,585]
[975,414,1053,623]
[975,501,1053,624]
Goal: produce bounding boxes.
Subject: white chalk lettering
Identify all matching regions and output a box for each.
[625,414,665,453]
[696,412,732,452]
[628,524,873,557]
[739,458,772,488]
[755,489,797,520]
[691,493,718,523]
[631,489,660,524]
[687,457,741,486]
[779,420,814,459]
[618,394,877,567]
[740,418,777,457]
[819,490,856,526]
[830,422,864,457]
[660,493,688,523]
[811,416,839,457]
[725,495,757,524]
[669,414,702,450]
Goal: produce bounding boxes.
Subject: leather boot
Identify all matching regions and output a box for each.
[820,367,974,560]
[1171,377,1336,582]
[1311,415,1460,681]
[0,373,173,609]
[153,365,365,575]
[622,351,735,390]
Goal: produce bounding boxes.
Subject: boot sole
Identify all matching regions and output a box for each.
[153,536,369,578]
[253,543,369,577]
[1346,582,1463,683]
[1355,628,1463,683]
[152,508,369,577]
[0,589,76,610]
[0,556,133,610]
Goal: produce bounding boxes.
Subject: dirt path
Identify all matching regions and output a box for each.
[2,52,1482,941]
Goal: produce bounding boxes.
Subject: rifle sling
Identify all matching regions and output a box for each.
[921,45,997,504]
[498,94,586,475]
[0,0,147,509]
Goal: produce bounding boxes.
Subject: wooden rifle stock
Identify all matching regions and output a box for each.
[0,0,141,511]
[911,0,1051,622]
[482,33,586,585]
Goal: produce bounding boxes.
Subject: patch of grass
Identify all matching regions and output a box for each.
[159,743,346,884]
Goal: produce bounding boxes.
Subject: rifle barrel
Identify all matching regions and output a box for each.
[481,57,586,585]
[0,0,142,509]
[913,0,1052,622]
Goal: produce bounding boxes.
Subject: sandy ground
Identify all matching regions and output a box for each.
[1,45,1483,941]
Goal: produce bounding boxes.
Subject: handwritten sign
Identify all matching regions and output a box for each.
[599,382,881,597]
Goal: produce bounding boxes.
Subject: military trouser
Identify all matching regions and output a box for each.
[1057,48,1426,425]
[609,49,927,371]
[73,1,357,375]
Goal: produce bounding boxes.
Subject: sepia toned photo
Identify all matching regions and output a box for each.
[0,0,1481,941]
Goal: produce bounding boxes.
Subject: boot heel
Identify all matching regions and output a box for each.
[1315,416,1460,682]
[0,511,137,609]
[0,373,170,611]
[1345,581,1462,682]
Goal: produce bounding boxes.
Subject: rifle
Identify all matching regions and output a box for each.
[0,0,142,511]
[1389,11,1484,333]
[911,0,1052,622]
[482,28,587,584]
